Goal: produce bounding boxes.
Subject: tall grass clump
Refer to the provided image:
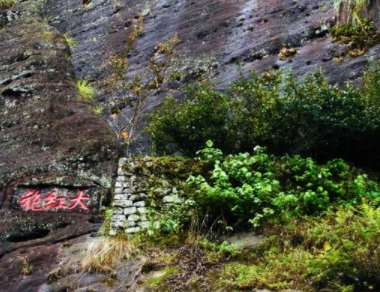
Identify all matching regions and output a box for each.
[80,236,136,273]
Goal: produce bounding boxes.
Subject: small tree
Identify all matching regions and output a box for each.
[105,13,180,154]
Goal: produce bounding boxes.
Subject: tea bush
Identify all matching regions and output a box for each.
[186,142,380,230]
[147,83,232,155]
[147,67,380,168]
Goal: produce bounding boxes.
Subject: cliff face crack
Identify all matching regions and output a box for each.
[0,70,34,86]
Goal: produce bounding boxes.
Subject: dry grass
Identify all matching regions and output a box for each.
[80,236,136,273]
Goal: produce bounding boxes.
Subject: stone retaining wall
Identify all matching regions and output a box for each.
[109,156,201,235]
[110,158,149,235]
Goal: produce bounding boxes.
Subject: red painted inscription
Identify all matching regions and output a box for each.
[18,189,91,211]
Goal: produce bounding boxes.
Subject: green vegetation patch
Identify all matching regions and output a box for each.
[186,142,380,231]
[77,80,96,102]
[147,65,380,169]
[214,203,380,291]
[139,141,380,239]
[146,267,179,288]
[331,18,379,56]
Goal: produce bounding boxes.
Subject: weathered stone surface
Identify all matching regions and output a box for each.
[114,188,124,194]
[139,214,147,222]
[3,0,380,290]
[163,195,182,204]
[137,207,147,215]
[0,210,101,292]
[134,201,146,207]
[111,214,126,224]
[112,207,124,215]
[116,176,127,182]
[115,182,125,188]
[0,3,119,289]
[128,214,140,222]
[140,221,150,229]
[113,199,133,208]
[124,207,137,215]
[0,13,119,209]
[44,0,380,153]
[110,157,202,236]
[125,220,137,228]
[130,194,147,202]
[222,232,266,251]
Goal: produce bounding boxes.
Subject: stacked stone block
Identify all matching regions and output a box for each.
[110,158,149,235]
[109,156,200,236]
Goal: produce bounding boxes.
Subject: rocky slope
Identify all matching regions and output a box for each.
[1,0,380,291]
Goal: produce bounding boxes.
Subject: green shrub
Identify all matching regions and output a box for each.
[147,83,232,155]
[186,142,380,230]
[63,33,77,48]
[147,67,380,168]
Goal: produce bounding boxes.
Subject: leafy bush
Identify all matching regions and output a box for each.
[304,204,380,290]
[147,67,380,168]
[147,83,232,155]
[186,142,380,230]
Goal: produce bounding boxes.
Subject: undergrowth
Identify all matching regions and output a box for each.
[138,140,380,240]
[215,203,380,291]
[331,18,379,56]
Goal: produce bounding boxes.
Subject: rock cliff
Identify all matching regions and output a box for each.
[45,0,380,151]
[1,0,380,291]
[0,2,118,290]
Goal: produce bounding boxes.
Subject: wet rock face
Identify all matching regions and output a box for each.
[43,0,380,153]
[0,6,119,288]
[0,17,119,209]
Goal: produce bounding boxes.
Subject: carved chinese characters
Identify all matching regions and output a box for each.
[17,189,91,212]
